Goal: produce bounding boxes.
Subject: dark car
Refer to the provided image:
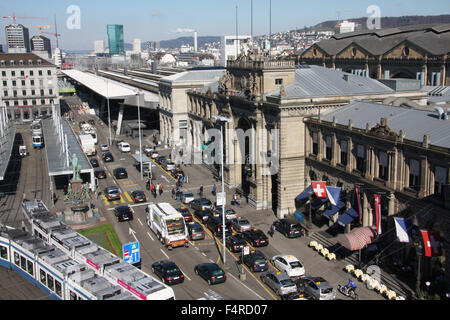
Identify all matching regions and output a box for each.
[186,222,205,241]
[176,207,193,223]
[102,152,114,162]
[242,228,269,247]
[156,156,166,165]
[194,263,226,285]
[193,209,212,223]
[273,218,307,238]
[90,158,99,168]
[94,169,106,179]
[207,216,232,237]
[190,198,212,211]
[113,167,128,179]
[114,205,133,222]
[104,186,120,201]
[241,250,269,272]
[131,190,146,203]
[171,168,184,180]
[151,260,185,285]
[225,233,247,253]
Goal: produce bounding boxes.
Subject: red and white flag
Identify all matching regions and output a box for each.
[421,230,442,257]
[311,181,327,199]
[355,185,362,225]
[374,194,382,235]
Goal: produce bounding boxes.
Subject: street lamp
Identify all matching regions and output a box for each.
[212,115,232,265]
[105,78,112,147]
[136,90,143,181]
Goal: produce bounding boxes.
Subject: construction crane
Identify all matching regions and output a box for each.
[335,10,351,27]
[42,15,61,49]
[25,25,51,36]
[2,12,47,25]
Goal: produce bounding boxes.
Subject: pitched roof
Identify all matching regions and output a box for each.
[0,52,54,67]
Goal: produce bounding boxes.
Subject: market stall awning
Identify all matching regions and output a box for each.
[295,185,313,204]
[336,208,359,227]
[336,226,377,251]
[322,201,345,219]
[311,197,328,210]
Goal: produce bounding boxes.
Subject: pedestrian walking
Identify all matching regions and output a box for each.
[171,188,175,199]
[199,185,204,197]
[268,224,275,237]
[160,184,164,195]
[212,183,216,196]
[236,193,241,206]
[156,183,160,196]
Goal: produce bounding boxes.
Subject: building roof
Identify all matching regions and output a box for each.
[303,23,450,57]
[267,65,394,99]
[318,100,450,149]
[0,52,55,68]
[161,69,225,85]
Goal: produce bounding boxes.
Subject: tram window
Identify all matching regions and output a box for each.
[0,245,7,259]
[47,274,54,291]
[40,269,46,285]
[27,260,34,276]
[14,252,20,266]
[69,291,77,300]
[20,256,26,270]
[55,280,62,297]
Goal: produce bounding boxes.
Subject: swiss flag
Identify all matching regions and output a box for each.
[421,230,442,257]
[311,181,327,199]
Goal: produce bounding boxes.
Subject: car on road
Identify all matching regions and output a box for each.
[171,168,185,180]
[261,272,298,297]
[206,216,232,237]
[149,151,160,159]
[213,206,237,220]
[296,277,336,300]
[176,207,193,223]
[225,233,247,253]
[190,198,212,211]
[114,205,133,222]
[118,141,131,153]
[241,250,269,272]
[151,260,185,285]
[131,190,147,203]
[104,186,120,201]
[230,217,253,233]
[162,160,176,171]
[156,156,166,165]
[193,208,212,223]
[100,144,109,151]
[241,228,269,247]
[270,255,305,278]
[186,222,205,241]
[113,167,128,179]
[143,145,153,155]
[180,191,195,204]
[94,169,106,179]
[89,158,99,168]
[102,152,114,162]
[194,263,226,285]
[273,218,307,238]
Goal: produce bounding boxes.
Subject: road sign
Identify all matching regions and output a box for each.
[216,192,226,206]
[122,241,140,265]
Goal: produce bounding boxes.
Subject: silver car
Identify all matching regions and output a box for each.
[230,218,253,233]
[300,277,336,300]
[261,272,298,297]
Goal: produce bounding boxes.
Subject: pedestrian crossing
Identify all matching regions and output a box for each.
[102,191,136,206]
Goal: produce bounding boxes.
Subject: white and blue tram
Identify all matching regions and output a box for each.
[32,133,44,149]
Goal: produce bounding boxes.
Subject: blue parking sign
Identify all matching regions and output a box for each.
[123,241,140,265]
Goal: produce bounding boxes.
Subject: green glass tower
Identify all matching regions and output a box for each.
[107,24,124,55]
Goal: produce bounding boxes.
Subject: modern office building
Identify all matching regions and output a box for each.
[220,35,252,67]
[107,24,124,55]
[0,53,59,120]
[94,40,105,54]
[133,38,141,53]
[5,24,30,53]
[31,35,52,59]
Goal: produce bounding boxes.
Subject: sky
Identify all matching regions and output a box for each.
[1,0,449,51]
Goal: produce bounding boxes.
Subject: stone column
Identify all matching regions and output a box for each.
[387,192,396,216]
[116,104,124,135]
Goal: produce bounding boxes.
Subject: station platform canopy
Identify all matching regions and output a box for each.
[42,118,93,177]
[131,152,151,164]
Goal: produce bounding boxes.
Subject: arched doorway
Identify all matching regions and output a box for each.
[237,117,252,197]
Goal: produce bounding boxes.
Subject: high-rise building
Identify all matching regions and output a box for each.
[338,20,356,34]
[5,24,30,53]
[220,35,252,67]
[31,35,51,59]
[94,40,105,54]
[107,24,124,55]
[132,38,141,53]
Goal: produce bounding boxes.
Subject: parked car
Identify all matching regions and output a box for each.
[225,233,247,253]
[186,222,205,241]
[176,207,193,222]
[241,228,269,247]
[89,158,99,168]
[297,277,336,300]
[193,209,212,223]
[194,263,226,285]
[102,152,114,162]
[163,160,176,171]
[181,191,195,204]
[104,186,120,201]
[213,206,237,220]
[190,198,212,211]
[118,141,131,152]
[241,250,269,272]
[143,145,153,155]
[100,144,109,151]
[261,272,298,297]
[206,216,232,237]
[150,151,160,159]
[113,167,128,179]
[94,169,106,179]
[114,205,133,222]
[156,156,166,165]
[273,218,308,238]
[131,190,147,203]
[171,168,185,180]
[270,255,305,278]
[151,260,184,285]
[230,217,253,233]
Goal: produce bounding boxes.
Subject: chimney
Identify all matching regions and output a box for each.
[194,31,198,52]
[380,117,388,127]
[422,134,430,148]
